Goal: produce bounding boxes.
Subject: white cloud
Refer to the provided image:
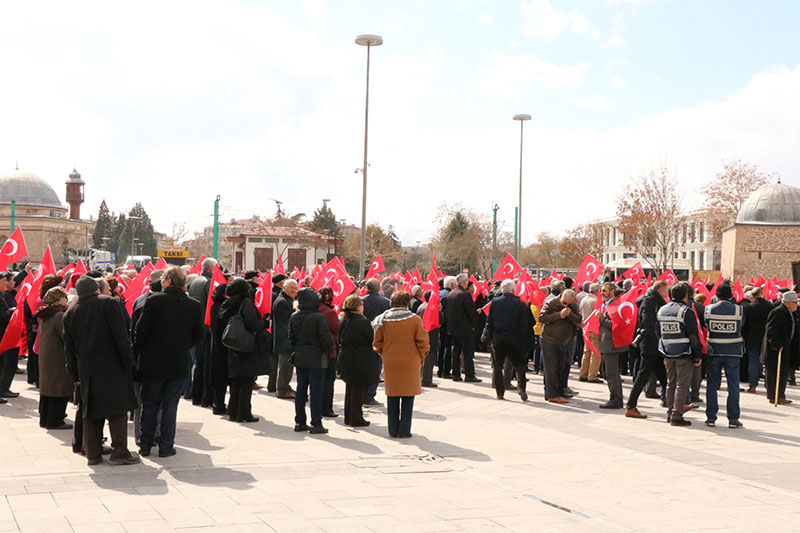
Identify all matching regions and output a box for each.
[302,0,327,22]
[478,13,493,26]
[569,95,613,109]
[475,53,588,99]
[606,34,625,47]
[521,0,569,40]
[568,12,590,33]
[610,77,628,88]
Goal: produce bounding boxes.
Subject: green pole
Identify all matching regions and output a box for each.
[213,195,220,260]
[513,206,519,262]
[492,203,499,273]
[9,200,14,233]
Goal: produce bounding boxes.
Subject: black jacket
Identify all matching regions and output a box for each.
[636,288,667,355]
[63,293,138,419]
[764,303,795,358]
[484,293,532,348]
[289,288,334,370]
[220,292,268,378]
[272,290,295,355]
[362,290,389,322]
[134,286,204,381]
[743,297,773,351]
[447,286,478,337]
[410,296,423,315]
[337,312,379,386]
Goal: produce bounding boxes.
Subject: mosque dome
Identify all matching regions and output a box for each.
[736,181,800,225]
[0,169,63,209]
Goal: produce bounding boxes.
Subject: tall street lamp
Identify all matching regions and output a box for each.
[512,114,531,263]
[355,33,383,279]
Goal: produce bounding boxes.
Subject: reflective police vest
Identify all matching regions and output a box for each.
[704,300,744,356]
[657,301,691,357]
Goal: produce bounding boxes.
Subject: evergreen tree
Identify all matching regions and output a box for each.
[92,200,114,249]
[109,213,126,258]
[307,201,341,239]
[128,203,158,256]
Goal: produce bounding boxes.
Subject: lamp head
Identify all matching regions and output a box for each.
[513,114,532,121]
[355,34,383,46]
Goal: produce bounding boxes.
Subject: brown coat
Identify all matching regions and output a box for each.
[35,305,73,398]
[373,311,430,397]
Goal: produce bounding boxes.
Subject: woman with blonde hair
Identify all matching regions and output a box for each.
[337,294,378,427]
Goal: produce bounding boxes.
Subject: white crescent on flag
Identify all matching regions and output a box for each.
[586,263,597,276]
[335,279,345,296]
[617,302,635,325]
[503,263,514,275]
[0,238,18,257]
[254,289,263,308]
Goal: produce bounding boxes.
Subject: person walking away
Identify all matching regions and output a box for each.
[448,274,481,383]
[372,291,429,438]
[483,279,533,401]
[272,278,298,399]
[63,276,140,465]
[338,295,379,426]
[34,287,72,429]
[742,286,771,393]
[625,280,669,419]
[290,287,334,434]
[763,291,799,405]
[657,282,703,427]
[704,283,744,428]
[318,287,340,418]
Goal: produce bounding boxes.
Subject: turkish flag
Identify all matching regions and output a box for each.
[204,265,227,326]
[765,280,779,301]
[402,272,413,293]
[469,275,482,302]
[115,272,129,300]
[154,257,168,269]
[691,278,710,302]
[330,270,356,312]
[657,269,678,286]
[311,258,348,292]
[606,289,638,348]
[24,246,56,311]
[254,271,272,318]
[66,259,88,291]
[754,274,766,288]
[494,254,522,281]
[551,269,564,281]
[574,254,604,287]
[644,273,652,290]
[480,301,491,315]
[692,304,706,353]
[57,262,75,278]
[706,274,723,306]
[124,263,155,316]
[422,270,438,293]
[0,307,25,352]
[274,255,285,274]
[733,278,744,302]
[514,270,535,303]
[366,255,385,280]
[191,255,205,276]
[621,262,644,281]
[583,293,603,357]
[422,286,440,332]
[0,227,28,268]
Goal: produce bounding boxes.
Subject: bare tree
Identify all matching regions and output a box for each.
[701,159,774,240]
[616,164,683,274]
[558,223,604,267]
[522,232,563,270]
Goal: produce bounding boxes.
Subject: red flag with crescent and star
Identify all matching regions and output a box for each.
[124,263,155,316]
[191,256,205,276]
[254,271,272,326]
[0,227,28,269]
[115,272,129,300]
[24,246,56,312]
[66,259,88,291]
[582,292,603,357]
[0,306,25,352]
[493,253,522,281]
[154,257,168,270]
[732,278,745,302]
[574,254,604,287]
[706,274,723,306]
[204,265,226,326]
[657,269,678,286]
[621,262,644,281]
[57,262,75,278]
[366,255,385,280]
[606,288,639,348]
[422,285,440,332]
[274,255,285,274]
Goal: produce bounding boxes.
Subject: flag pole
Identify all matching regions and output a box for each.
[774,348,783,406]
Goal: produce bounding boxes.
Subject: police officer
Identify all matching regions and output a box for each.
[703,283,744,428]
[657,282,702,427]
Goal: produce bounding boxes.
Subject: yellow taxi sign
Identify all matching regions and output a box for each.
[157,249,189,258]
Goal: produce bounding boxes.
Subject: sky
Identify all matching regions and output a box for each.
[0,0,798,247]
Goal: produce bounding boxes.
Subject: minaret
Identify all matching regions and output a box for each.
[65,168,85,219]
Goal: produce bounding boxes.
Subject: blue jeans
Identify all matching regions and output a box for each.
[140,378,184,451]
[705,356,741,423]
[387,396,414,437]
[747,347,762,389]
[295,368,326,427]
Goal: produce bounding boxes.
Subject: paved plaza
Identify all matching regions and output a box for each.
[2,354,800,532]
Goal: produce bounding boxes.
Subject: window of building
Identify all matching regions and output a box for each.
[612,253,617,261]
[698,251,705,270]
[758,251,762,260]
[690,223,696,243]
[674,252,679,259]
[623,252,636,259]
[699,222,704,242]
[248,237,262,243]
[682,251,687,259]
[690,251,696,269]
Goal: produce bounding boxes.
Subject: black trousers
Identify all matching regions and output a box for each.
[27,352,39,386]
[322,358,337,414]
[344,384,367,426]
[387,396,414,437]
[192,329,213,405]
[83,414,129,461]
[212,384,227,411]
[626,352,668,409]
[0,348,19,393]
[39,395,69,428]
[451,335,476,379]
[438,329,451,375]
[228,376,255,421]
[491,339,526,397]
[765,349,790,402]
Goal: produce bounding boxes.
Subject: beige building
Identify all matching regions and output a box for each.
[0,168,93,265]
[227,223,337,273]
[721,181,800,281]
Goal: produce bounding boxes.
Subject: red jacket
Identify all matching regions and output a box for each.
[319,301,339,358]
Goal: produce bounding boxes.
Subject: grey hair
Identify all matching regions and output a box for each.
[500,279,516,294]
[623,279,633,291]
[444,276,457,289]
[561,289,576,300]
[550,280,565,296]
[97,278,109,292]
[201,257,218,273]
[582,281,591,292]
[411,285,423,297]
[366,278,381,292]
[162,266,187,288]
[589,282,601,294]
[283,279,298,289]
[456,273,468,285]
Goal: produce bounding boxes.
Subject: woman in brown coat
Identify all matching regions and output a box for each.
[34,286,73,430]
[372,290,430,438]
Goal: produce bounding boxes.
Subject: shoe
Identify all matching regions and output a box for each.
[548,397,568,404]
[496,393,505,400]
[363,400,383,407]
[645,392,661,399]
[0,391,19,398]
[421,383,438,388]
[139,448,151,457]
[389,433,398,438]
[670,418,692,427]
[692,398,703,404]
[101,445,113,455]
[87,457,103,465]
[728,420,744,429]
[108,452,141,465]
[518,388,528,402]
[47,423,73,430]
[212,406,227,415]
[625,408,647,419]
[276,392,296,400]
[587,378,604,384]
[562,390,576,398]
[0,398,6,404]
[705,420,715,427]
[442,372,452,379]
[252,383,263,390]
[192,400,202,406]
[294,423,311,432]
[200,402,212,408]
[182,393,192,401]
[322,411,339,418]
[777,398,793,405]
[660,401,667,408]
[158,448,177,457]
[579,377,588,382]
[563,386,578,396]
[666,414,672,423]
[746,387,756,394]
[352,420,370,427]
[239,416,259,423]
[398,433,412,438]
[437,371,443,378]
[309,425,328,434]
[504,383,516,390]
[452,376,463,382]
[465,376,482,383]
[682,404,695,413]
[599,402,622,409]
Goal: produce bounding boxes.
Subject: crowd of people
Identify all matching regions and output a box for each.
[0,256,797,465]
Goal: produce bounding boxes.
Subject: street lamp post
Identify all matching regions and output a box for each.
[512,114,531,263]
[355,33,383,279]
[129,215,143,258]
